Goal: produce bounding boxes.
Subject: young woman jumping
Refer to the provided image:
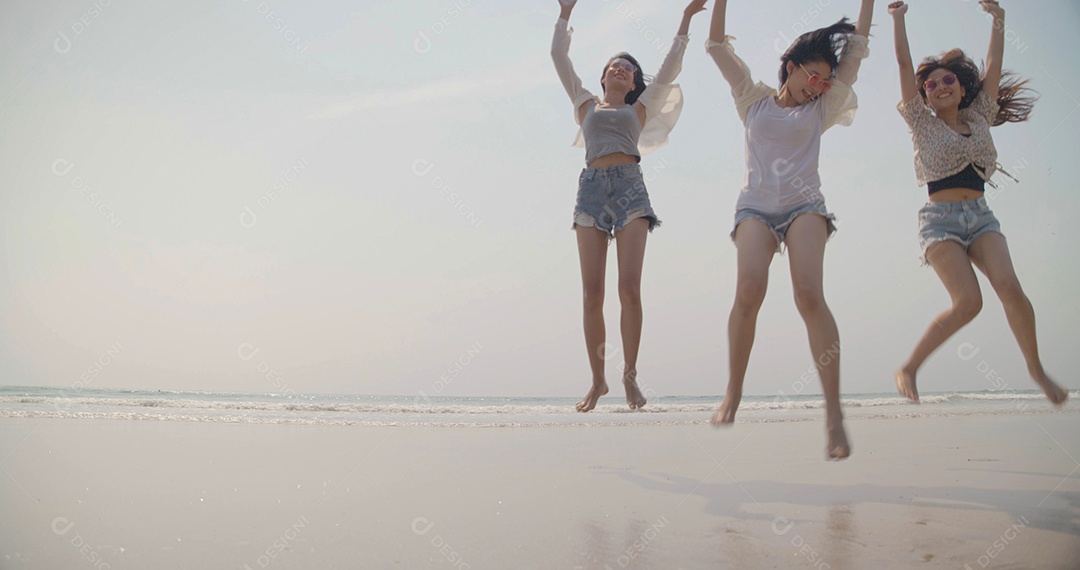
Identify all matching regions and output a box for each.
[551,0,707,412]
[889,0,1068,406]
[706,0,875,460]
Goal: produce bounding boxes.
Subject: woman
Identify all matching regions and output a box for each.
[706,0,874,460]
[889,0,1068,406]
[552,0,705,412]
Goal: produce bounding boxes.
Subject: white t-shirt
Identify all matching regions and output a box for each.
[740,94,827,212]
[706,36,869,213]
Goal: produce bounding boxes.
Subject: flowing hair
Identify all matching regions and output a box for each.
[778,18,857,86]
[600,52,647,105]
[915,49,1037,126]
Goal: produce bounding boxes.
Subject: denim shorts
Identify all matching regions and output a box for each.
[572,164,660,239]
[917,197,1002,264]
[731,201,837,253]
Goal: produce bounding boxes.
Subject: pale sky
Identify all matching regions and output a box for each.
[1,0,1078,399]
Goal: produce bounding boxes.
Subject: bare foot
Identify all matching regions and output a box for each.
[710,392,741,425]
[623,371,646,410]
[895,367,919,403]
[1034,373,1069,406]
[576,381,608,412]
[826,422,850,461]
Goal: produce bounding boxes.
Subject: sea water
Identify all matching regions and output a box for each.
[0,386,1070,427]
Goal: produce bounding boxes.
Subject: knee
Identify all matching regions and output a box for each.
[995,278,1027,306]
[618,280,641,306]
[733,279,767,313]
[582,285,605,312]
[793,284,825,316]
[953,293,983,323]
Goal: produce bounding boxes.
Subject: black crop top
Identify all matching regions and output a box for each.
[928,163,985,195]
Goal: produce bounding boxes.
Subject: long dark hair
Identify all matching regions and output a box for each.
[915,49,1036,126]
[779,18,857,86]
[600,52,646,105]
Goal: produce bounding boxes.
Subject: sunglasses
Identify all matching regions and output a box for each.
[923,73,958,92]
[798,64,831,93]
[609,59,637,74]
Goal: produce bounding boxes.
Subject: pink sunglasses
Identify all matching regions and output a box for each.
[799,64,832,93]
[924,73,958,92]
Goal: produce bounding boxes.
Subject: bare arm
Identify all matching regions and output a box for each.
[636,1,705,123]
[677,0,707,37]
[981,0,1005,101]
[853,0,875,39]
[706,0,751,90]
[707,0,726,43]
[558,0,574,22]
[833,0,874,85]
[889,1,919,103]
[651,0,705,86]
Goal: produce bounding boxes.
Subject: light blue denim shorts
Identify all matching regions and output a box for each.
[572,164,660,239]
[917,197,1002,264]
[731,201,837,253]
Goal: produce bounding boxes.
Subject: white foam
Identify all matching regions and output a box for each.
[2,389,1074,428]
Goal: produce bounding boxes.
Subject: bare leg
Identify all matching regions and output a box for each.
[575,225,610,412]
[785,214,848,460]
[615,218,650,410]
[897,241,983,403]
[969,233,1068,405]
[711,220,775,425]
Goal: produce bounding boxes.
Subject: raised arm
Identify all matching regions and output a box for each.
[651,0,706,86]
[558,0,574,21]
[551,0,595,124]
[981,0,1005,101]
[889,1,919,103]
[677,0,707,37]
[707,0,727,43]
[706,0,751,90]
[833,0,874,85]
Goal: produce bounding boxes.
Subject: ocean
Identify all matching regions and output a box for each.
[0,385,1070,427]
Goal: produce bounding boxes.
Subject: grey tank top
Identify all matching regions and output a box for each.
[581,102,641,164]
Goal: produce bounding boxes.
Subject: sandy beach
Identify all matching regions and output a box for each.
[2,413,1078,569]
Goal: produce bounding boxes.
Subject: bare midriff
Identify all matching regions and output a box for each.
[587,152,639,169]
[929,187,984,203]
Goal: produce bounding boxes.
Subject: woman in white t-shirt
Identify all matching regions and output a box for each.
[889,0,1068,407]
[706,0,874,460]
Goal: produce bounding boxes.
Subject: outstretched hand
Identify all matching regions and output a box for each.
[887,1,908,17]
[684,0,708,17]
[979,0,1004,19]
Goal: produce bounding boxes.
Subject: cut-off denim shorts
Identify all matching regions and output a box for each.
[917,197,1003,265]
[731,201,837,253]
[572,164,660,239]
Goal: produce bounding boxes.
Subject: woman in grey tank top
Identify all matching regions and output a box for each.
[552,0,703,412]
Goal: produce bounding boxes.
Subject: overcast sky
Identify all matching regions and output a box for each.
[1,0,1078,399]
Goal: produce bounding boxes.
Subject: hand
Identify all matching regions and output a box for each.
[558,0,577,17]
[684,0,707,18]
[980,0,1004,19]
[887,1,908,17]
